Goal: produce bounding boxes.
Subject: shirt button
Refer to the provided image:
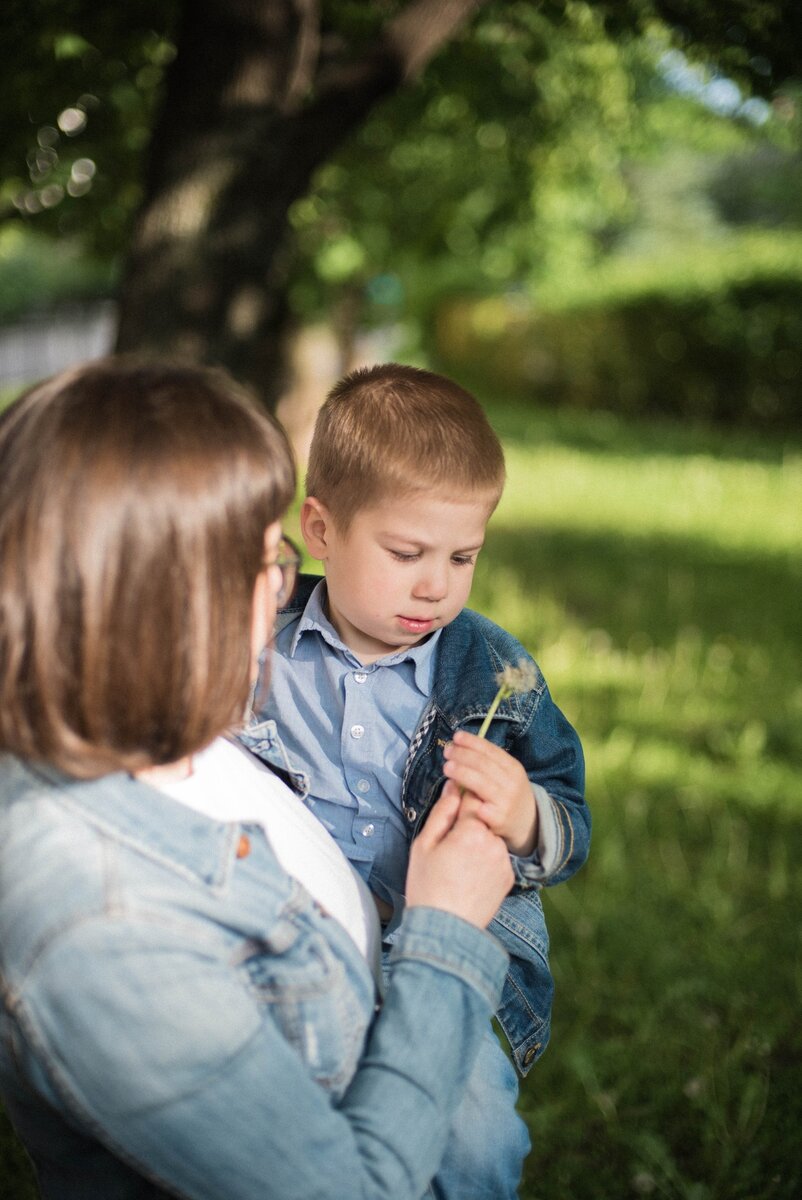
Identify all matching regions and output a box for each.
[350,724,365,739]
[357,778,370,793]
[362,823,375,837]
[405,807,417,823]
[354,672,368,683]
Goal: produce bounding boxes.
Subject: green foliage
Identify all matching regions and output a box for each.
[425,73,802,427]
[1,0,178,253]
[434,233,802,427]
[0,226,116,320]
[287,9,802,390]
[643,0,802,100]
[709,144,802,229]
[4,0,801,378]
[289,1,645,325]
[471,401,802,1199]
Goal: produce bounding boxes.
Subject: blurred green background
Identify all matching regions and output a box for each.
[2,2,801,1197]
[480,407,802,1199]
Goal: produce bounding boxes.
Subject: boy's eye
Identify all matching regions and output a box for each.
[390,550,420,562]
[451,554,476,567]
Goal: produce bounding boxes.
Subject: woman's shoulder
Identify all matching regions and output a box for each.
[0,759,113,979]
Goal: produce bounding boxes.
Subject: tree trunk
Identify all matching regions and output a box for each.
[115,0,485,408]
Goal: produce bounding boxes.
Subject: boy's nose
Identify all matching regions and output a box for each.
[412,565,448,602]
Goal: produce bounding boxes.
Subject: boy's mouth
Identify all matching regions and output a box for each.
[398,616,435,634]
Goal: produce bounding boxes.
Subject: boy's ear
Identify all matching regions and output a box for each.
[300,497,333,560]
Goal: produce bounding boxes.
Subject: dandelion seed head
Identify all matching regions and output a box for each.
[495,659,538,696]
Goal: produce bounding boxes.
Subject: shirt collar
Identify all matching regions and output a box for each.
[290,578,440,696]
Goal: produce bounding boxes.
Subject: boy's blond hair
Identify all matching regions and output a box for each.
[306,363,505,528]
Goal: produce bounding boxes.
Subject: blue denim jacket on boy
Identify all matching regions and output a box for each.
[255,575,590,1077]
[0,739,508,1200]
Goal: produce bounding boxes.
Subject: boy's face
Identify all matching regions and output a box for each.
[301,490,493,663]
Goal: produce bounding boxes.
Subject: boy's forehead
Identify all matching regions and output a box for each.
[393,481,498,510]
[355,487,496,534]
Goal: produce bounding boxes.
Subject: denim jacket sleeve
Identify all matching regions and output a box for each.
[12,903,507,1200]
[505,674,588,890]
[421,610,589,892]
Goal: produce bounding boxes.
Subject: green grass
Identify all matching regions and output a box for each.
[2,402,800,1198]
[471,404,802,1200]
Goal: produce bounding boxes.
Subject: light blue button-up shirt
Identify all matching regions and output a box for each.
[267,580,441,911]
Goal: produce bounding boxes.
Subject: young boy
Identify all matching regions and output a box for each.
[256,363,589,1198]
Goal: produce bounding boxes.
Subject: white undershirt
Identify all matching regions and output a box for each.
[155,737,382,983]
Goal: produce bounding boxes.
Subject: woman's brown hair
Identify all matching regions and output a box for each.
[0,358,295,778]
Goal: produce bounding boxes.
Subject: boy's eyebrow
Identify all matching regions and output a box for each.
[379,531,485,553]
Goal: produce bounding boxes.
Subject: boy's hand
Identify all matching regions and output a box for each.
[442,730,538,858]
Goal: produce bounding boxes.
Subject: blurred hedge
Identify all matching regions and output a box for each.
[433,236,802,429]
[0,227,116,322]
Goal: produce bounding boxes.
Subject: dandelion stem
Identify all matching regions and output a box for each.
[477,686,509,740]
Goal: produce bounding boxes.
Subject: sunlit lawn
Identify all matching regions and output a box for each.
[1,400,800,1198]
[472,404,802,1200]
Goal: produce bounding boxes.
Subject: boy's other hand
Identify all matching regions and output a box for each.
[442,731,538,858]
[406,782,513,928]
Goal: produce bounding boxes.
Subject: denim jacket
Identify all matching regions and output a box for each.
[0,740,507,1200]
[259,576,589,1077]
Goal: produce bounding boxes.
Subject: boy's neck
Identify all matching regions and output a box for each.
[322,586,433,665]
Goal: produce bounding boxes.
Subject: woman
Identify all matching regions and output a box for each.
[0,359,513,1200]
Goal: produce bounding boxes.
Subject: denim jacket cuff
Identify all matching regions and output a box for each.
[390,906,509,1010]
[510,783,561,887]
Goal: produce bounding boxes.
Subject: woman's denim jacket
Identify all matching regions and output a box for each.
[257,575,589,1078]
[0,745,507,1200]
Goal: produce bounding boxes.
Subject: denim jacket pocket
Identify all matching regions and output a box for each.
[238,906,371,1100]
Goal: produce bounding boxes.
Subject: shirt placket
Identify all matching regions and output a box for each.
[341,667,382,857]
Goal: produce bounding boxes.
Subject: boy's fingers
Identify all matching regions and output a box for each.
[445,740,526,796]
[449,731,512,767]
[443,758,497,803]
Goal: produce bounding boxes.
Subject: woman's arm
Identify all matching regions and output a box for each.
[14,795,511,1200]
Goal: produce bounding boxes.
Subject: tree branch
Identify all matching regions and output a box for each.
[282,0,321,112]
[385,0,487,81]
[315,0,488,102]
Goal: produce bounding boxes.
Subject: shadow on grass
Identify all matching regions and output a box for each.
[488,401,802,466]
[481,520,802,1197]
[485,523,802,654]
[526,787,802,1200]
